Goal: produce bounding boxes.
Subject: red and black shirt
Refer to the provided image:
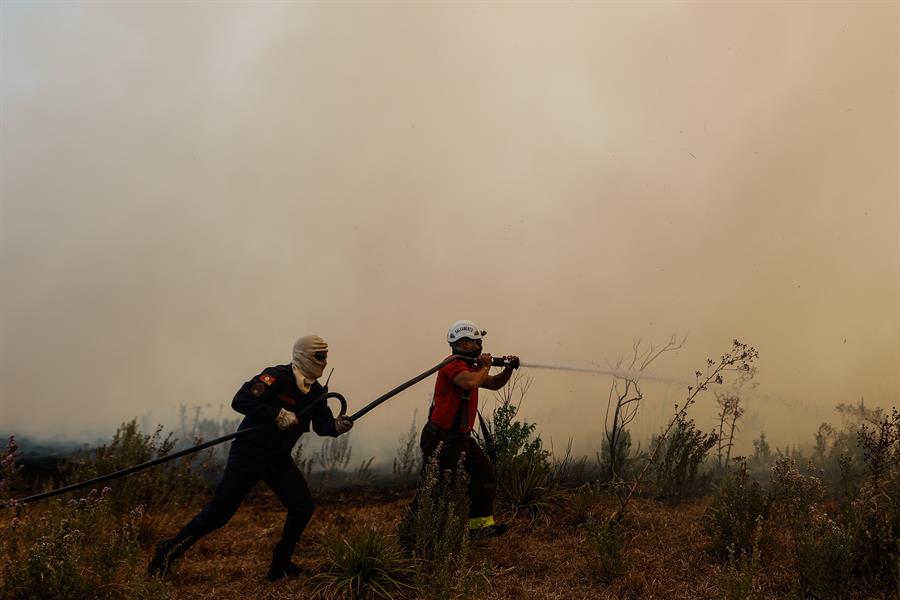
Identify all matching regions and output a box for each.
[429,357,480,433]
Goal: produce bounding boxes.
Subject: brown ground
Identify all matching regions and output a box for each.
[152,487,742,600]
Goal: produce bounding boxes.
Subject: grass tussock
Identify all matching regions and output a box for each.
[311,527,416,600]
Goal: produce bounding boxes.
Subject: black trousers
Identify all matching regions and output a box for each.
[419,423,496,519]
[168,454,314,564]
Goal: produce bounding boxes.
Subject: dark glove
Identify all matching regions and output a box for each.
[335,416,353,435]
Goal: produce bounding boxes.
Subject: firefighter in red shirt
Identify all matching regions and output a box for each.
[419,319,518,538]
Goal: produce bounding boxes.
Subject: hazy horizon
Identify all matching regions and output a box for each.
[2,1,897,461]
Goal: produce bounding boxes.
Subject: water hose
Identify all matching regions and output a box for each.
[2,355,468,509]
[5,354,603,508]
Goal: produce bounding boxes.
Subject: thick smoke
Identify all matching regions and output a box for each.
[1,1,897,460]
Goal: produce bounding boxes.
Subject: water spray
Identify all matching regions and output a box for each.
[492,357,684,385]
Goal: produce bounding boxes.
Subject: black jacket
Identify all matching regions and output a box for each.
[228,364,338,464]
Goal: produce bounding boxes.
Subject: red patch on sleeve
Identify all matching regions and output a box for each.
[259,374,276,386]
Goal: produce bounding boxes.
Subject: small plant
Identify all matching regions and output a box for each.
[750,432,772,468]
[292,440,314,481]
[314,435,353,491]
[497,451,565,526]
[585,510,625,582]
[480,371,541,464]
[598,428,640,484]
[409,448,469,564]
[704,458,770,559]
[716,517,765,600]
[552,439,592,488]
[311,527,416,600]
[1,436,24,504]
[392,411,421,488]
[349,457,377,487]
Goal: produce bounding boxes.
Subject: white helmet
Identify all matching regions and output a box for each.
[447,320,487,344]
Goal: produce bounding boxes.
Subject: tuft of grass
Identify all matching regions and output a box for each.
[497,452,566,526]
[311,527,416,600]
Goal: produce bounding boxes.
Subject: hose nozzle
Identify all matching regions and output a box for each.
[491,356,520,369]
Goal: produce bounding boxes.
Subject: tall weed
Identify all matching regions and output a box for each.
[403,448,484,600]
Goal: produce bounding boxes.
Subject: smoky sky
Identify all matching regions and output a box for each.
[1,1,897,459]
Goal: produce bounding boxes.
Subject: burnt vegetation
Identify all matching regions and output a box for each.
[1,340,897,599]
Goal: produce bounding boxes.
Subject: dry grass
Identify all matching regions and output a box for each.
[138,489,741,600]
[7,482,892,599]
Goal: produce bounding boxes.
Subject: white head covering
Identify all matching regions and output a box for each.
[291,335,328,392]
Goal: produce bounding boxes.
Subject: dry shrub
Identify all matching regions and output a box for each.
[1,489,169,600]
[0,421,211,599]
[64,420,209,517]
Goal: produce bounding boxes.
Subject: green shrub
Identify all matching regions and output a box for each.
[311,527,416,600]
[479,375,564,522]
[479,377,543,466]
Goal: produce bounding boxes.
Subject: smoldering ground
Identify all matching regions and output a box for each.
[1,1,897,462]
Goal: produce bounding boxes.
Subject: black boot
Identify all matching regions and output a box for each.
[148,531,197,577]
[470,523,509,540]
[266,559,302,582]
[148,538,185,576]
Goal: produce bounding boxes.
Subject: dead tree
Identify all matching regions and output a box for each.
[601,335,685,482]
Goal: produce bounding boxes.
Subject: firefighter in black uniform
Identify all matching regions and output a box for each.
[149,335,353,581]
